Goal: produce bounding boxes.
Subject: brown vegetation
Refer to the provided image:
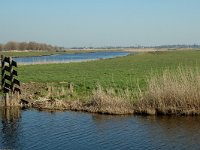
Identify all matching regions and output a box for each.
[19,83,134,114]
[0,41,63,51]
[135,67,200,115]
[83,86,134,114]
[14,67,200,115]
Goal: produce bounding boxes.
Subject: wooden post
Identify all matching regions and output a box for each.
[1,55,3,91]
[1,55,21,107]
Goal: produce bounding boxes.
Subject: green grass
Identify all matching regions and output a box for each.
[17,50,200,96]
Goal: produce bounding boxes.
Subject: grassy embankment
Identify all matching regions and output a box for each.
[15,50,200,115]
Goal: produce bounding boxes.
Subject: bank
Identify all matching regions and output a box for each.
[2,50,200,115]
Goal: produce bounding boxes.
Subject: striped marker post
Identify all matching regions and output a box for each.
[1,55,21,106]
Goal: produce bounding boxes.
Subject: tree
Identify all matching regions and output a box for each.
[27,42,36,50]
[0,44,3,51]
[4,41,18,50]
[18,42,28,50]
[0,41,64,51]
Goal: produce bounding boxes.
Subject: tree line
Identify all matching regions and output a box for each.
[0,41,64,51]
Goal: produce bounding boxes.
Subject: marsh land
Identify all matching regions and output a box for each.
[3,49,197,115]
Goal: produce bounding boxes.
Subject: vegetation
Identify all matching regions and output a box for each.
[0,41,63,51]
[136,67,200,115]
[31,67,200,115]
[18,50,200,94]
[1,51,64,58]
[7,50,200,115]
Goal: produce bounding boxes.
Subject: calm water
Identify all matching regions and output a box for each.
[0,108,200,150]
[13,51,130,64]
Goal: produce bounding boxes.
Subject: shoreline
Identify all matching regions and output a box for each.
[1,96,200,116]
[14,98,200,116]
[15,53,130,65]
[2,50,200,116]
[17,59,97,65]
[1,49,126,58]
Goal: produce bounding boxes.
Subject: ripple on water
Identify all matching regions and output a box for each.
[1,109,200,150]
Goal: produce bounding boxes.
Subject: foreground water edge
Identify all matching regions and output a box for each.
[0,107,200,150]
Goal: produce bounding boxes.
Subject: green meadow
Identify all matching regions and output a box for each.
[18,50,200,96]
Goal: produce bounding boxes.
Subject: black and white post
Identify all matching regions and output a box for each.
[1,55,21,106]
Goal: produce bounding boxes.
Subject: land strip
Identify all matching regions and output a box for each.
[9,50,200,115]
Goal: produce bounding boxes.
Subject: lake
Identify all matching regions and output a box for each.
[0,108,200,150]
[13,51,130,65]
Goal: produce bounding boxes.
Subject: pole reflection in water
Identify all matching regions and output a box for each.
[0,107,22,149]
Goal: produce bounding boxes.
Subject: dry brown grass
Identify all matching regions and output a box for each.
[31,83,84,111]
[84,86,134,114]
[20,67,200,115]
[32,85,134,115]
[136,67,200,115]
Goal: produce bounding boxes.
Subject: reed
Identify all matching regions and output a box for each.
[136,67,200,115]
[31,84,134,114]
[20,65,200,115]
[84,85,134,114]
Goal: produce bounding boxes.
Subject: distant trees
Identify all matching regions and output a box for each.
[0,41,63,51]
[0,44,3,51]
[18,42,27,50]
[4,41,18,50]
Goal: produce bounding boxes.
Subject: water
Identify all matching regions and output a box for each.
[13,51,130,65]
[0,108,200,150]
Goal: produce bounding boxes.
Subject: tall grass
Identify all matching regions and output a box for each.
[17,50,200,115]
[31,84,134,114]
[84,85,134,114]
[23,66,200,115]
[136,67,200,115]
[19,50,200,96]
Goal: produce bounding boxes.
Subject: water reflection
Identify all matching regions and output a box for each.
[138,115,200,134]
[0,107,22,149]
[135,116,200,149]
[91,114,200,149]
[0,109,200,150]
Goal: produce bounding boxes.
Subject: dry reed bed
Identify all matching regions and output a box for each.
[32,86,134,115]
[136,67,200,115]
[24,67,200,115]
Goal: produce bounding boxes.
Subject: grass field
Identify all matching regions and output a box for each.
[18,50,200,96]
[1,50,200,114]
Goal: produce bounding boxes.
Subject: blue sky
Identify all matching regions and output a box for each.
[0,0,200,47]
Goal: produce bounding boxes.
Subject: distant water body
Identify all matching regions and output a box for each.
[0,108,200,150]
[13,51,130,65]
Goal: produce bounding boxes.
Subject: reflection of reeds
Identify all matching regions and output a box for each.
[0,94,21,107]
[0,107,21,122]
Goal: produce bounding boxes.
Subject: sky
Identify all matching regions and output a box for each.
[0,0,200,47]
